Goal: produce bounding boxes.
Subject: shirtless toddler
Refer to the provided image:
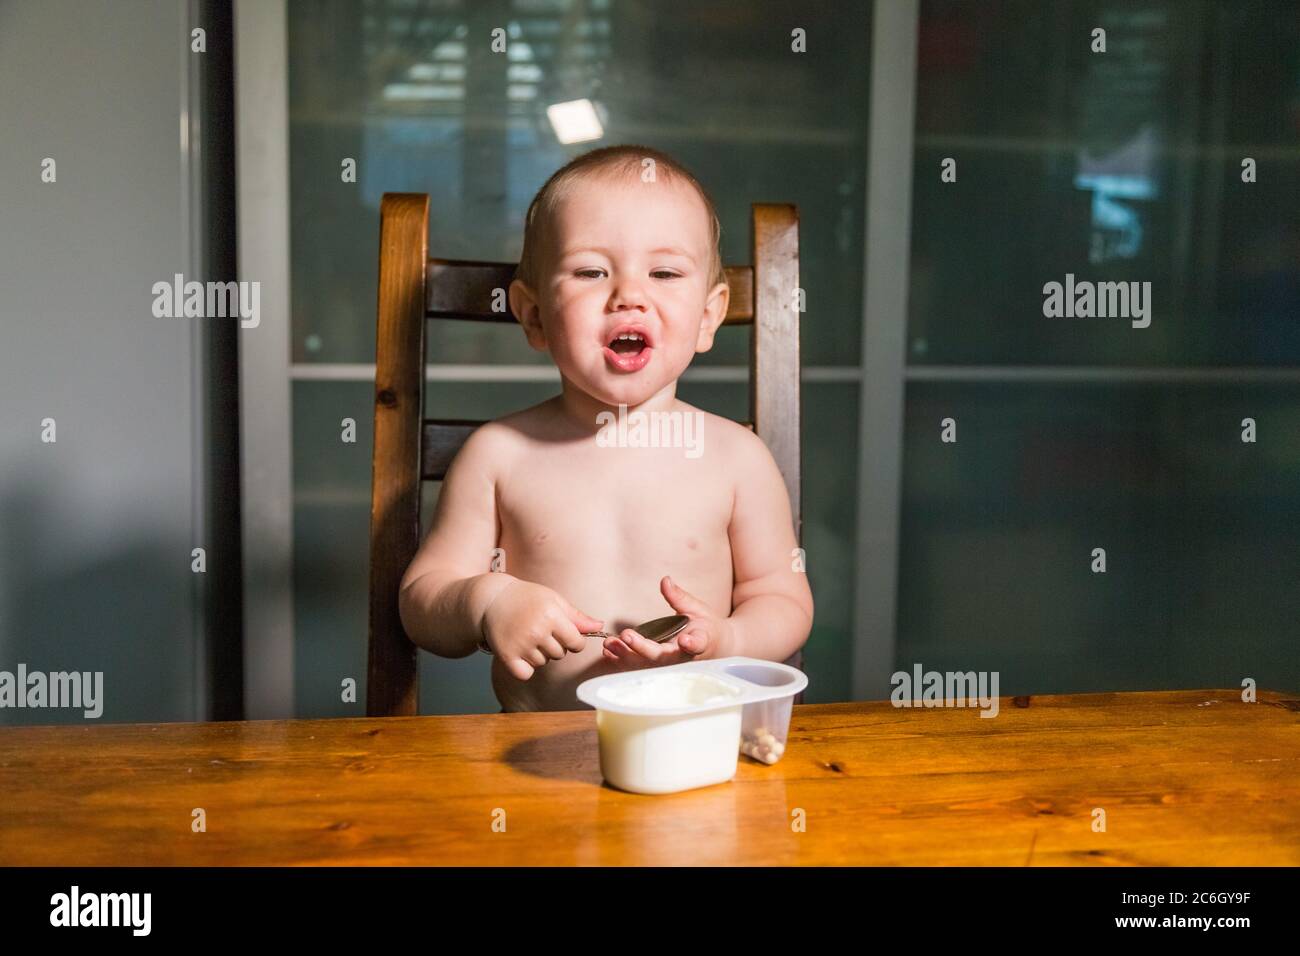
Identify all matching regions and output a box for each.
[398,145,814,711]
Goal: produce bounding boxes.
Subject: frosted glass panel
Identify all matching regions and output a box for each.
[287,0,872,367]
[908,0,1300,366]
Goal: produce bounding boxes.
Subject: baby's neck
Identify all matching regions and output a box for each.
[553,378,680,436]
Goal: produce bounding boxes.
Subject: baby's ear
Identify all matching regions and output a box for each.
[508,279,547,350]
[694,280,731,353]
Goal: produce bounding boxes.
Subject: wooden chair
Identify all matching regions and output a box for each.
[368,192,804,716]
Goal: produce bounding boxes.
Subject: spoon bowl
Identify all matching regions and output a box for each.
[583,613,691,644]
[478,613,691,655]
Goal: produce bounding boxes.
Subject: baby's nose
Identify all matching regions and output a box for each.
[609,280,647,309]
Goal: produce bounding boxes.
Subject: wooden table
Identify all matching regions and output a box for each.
[2,688,1297,866]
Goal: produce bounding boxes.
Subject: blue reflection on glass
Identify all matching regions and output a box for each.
[1073,123,1160,262]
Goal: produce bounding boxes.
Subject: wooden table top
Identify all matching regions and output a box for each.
[2,688,1297,866]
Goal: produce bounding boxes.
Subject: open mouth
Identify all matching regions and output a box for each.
[602,325,654,372]
[608,331,648,355]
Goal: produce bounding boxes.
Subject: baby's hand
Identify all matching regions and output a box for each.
[480,580,604,680]
[603,576,734,668]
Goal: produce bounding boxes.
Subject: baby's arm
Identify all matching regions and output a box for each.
[398,424,519,658]
[725,428,815,661]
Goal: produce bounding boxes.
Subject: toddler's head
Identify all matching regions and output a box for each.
[508,145,729,409]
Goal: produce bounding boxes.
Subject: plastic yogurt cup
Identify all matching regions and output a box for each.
[576,657,809,794]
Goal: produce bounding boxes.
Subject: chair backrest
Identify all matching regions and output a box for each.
[368,193,803,716]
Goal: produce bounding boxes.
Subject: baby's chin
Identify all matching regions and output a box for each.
[578,378,664,408]
[562,360,682,407]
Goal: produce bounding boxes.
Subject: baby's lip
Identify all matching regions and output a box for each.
[603,322,654,348]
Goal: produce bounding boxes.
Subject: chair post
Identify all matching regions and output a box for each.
[750,204,806,690]
[368,193,429,717]
[750,204,801,541]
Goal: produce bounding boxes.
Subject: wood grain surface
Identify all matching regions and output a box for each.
[2,688,1296,866]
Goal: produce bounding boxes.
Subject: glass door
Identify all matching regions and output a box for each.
[893,0,1300,696]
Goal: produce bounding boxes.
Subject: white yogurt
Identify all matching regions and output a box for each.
[591,672,744,794]
[577,658,809,794]
[598,672,742,709]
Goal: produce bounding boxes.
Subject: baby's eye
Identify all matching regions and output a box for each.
[651,270,681,280]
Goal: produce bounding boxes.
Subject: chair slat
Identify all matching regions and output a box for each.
[721,266,754,323]
[425,260,755,324]
[425,261,517,322]
[421,420,484,481]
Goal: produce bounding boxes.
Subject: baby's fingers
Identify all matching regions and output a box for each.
[620,628,673,661]
[675,625,710,656]
[552,620,588,655]
[539,635,568,661]
[505,657,536,681]
[603,636,651,668]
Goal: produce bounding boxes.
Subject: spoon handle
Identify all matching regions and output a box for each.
[478,631,615,654]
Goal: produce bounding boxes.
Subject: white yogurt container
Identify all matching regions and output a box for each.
[576,657,809,794]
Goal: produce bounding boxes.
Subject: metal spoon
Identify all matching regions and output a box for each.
[477,613,690,655]
[582,614,691,643]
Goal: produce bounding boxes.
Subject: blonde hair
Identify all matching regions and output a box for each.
[514,144,725,292]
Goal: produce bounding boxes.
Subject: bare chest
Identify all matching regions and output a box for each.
[494,443,734,621]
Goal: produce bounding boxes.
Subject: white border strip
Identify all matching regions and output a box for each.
[234,0,295,719]
[182,0,204,717]
[854,0,920,701]
[287,363,1300,385]
[288,363,865,383]
[906,365,1300,383]
[182,0,206,721]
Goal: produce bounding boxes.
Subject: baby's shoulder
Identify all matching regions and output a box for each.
[458,398,567,463]
[447,411,532,478]
[676,402,771,461]
[482,397,565,443]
